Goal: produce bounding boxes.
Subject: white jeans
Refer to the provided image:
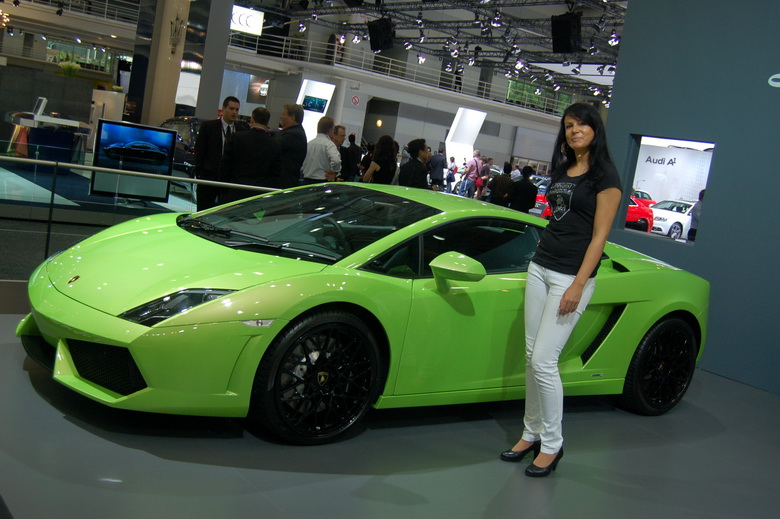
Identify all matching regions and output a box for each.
[521,261,595,454]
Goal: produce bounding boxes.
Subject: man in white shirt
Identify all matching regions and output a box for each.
[301,116,342,184]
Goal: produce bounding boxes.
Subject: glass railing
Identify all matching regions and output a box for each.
[0,143,273,280]
[228,32,570,117]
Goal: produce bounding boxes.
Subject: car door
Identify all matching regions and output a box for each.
[391,218,542,395]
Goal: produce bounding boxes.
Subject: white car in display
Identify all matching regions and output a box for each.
[651,199,695,240]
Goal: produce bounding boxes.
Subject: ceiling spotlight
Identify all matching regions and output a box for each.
[416,11,423,25]
[41,34,47,41]
[602,99,611,108]
[456,64,464,74]
[554,84,561,91]
[473,14,480,26]
[608,64,617,73]
[6,26,12,36]
[480,23,492,36]
[56,7,63,16]
[363,31,369,40]
[572,63,581,75]
[534,87,542,95]
[13,0,20,7]
[491,11,502,28]
[75,37,81,43]
[404,40,413,50]
[514,58,525,70]
[311,11,318,20]
[596,64,606,75]
[418,30,425,43]
[608,30,620,46]
[352,33,361,43]
[468,57,476,66]
[562,59,571,67]
[450,47,459,58]
[417,54,426,64]
[298,22,306,33]
[505,70,513,79]
[445,62,453,72]
[338,33,346,44]
[588,39,598,55]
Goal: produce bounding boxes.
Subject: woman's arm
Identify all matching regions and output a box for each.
[558,186,622,315]
[362,161,380,183]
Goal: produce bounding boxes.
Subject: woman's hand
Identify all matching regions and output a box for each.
[559,283,584,316]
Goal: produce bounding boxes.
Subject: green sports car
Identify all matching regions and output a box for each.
[16,184,709,444]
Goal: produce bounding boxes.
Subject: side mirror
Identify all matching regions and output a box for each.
[429,252,486,293]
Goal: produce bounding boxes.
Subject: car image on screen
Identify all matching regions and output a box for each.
[17,184,709,445]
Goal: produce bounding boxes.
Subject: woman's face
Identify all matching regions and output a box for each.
[564,115,594,153]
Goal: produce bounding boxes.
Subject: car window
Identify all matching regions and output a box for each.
[363,238,421,278]
[421,218,541,275]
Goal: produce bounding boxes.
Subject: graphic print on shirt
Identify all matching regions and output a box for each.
[548,181,577,221]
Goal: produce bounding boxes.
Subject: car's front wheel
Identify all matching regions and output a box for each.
[248,311,382,445]
[617,317,697,415]
[668,222,683,240]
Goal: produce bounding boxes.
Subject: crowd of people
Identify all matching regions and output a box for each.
[194,96,540,214]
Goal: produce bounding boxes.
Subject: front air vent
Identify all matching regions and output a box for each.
[68,340,147,396]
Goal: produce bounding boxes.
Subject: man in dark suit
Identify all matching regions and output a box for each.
[509,165,539,213]
[428,148,447,191]
[218,107,282,204]
[194,96,249,211]
[398,138,431,189]
[273,103,307,188]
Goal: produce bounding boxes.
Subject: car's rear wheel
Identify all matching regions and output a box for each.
[668,223,683,240]
[617,317,697,415]
[249,311,381,445]
[637,218,649,232]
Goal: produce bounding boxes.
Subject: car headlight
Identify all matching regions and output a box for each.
[654,216,667,222]
[118,289,235,326]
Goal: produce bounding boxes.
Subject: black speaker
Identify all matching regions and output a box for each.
[550,12,582,53]
[344,0,364,7]
[367,18,394,52]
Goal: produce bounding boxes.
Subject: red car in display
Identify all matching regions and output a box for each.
[632,189,657,207]
[541,196,653,232]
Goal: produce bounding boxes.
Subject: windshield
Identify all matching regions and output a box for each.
[654,201,692,213]
[178,185,440,264]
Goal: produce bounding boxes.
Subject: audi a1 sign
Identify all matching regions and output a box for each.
[230,6,264,37]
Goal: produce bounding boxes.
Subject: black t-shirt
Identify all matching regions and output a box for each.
[532,164,622,277]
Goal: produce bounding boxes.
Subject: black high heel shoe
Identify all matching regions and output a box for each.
[524,448,563,477]
[499,441,541,462]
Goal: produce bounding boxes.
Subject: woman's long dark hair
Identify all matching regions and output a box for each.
[372,135,396,166]
[551,102,615,184]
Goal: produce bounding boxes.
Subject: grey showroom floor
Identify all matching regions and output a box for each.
[1,314,779,519]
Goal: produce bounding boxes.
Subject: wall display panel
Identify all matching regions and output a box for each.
[627,136,713,243]
[91,119,177,202]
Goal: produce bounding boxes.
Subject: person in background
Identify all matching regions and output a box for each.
[330,125,350,181]
[509,165,539,213]
[358,141,375,178]
[361,135,397,184]
[488,161,514,207]
[446,156,458,193]
[218,107,282,203]
[500,102,621,477]
[477,157,494,200]
[398,138,431,189]
[301,116,341,184]
[428,148,447,191]
[459,150,482,198]
[274,103,307,188]
[194,96,248,211]
[688,189,705,241]
[345,133,363,182]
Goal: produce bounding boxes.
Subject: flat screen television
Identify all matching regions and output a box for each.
[302,95,328,113]
[91,119,177,202]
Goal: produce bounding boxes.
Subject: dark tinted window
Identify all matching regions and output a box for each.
[421,218,541,275]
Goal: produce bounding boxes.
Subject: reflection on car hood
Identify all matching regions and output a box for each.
[44,213,325,315]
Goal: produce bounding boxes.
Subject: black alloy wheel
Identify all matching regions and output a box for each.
[249,311,381,445]
[618,317,698,416]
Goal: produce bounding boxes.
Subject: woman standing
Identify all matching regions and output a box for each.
[500,103,622,477]
[361,135,398,184]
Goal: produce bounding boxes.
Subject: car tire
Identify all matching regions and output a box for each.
[668,223,683,240]
[248,310,382,445]
[636,218,649,232]
[617,317,697,416]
